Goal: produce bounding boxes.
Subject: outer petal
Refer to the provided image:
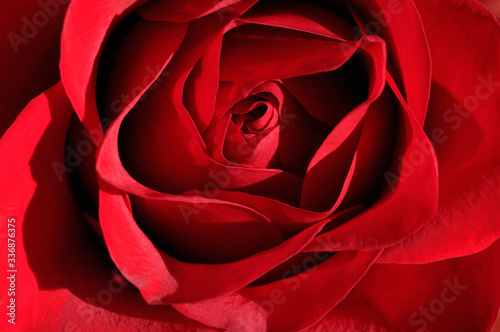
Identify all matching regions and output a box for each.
[479,0,500,21]
[97,180,330,304]
[240,0,355,41]
[174,293,268,331]
[0,0,69,135]
[0,84,208,331]
[60,0,146,136]
[130,193,285,264]
[219,24,359,82]
[137,0,244,22]
[99,17,188,123]
[303,81,439,252]
[307,240,500,332]
[239,250,381,332]
[300,37,387,212]
[380,0,500,264]
[346,0,432,125]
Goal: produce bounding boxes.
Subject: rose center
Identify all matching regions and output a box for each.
[233,103,268,134]
[218,90,281,167]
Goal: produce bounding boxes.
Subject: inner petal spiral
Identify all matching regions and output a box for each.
[223,91,281,168]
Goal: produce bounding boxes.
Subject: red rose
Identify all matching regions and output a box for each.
[1,0,499,331]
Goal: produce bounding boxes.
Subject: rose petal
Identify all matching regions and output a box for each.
[136,0,246,23]
[99,17,188,123]
[219,82,285,170]
[99,10,297,198]
[210,189,366,238]
[300,116,362,211]
[129,193,285,264]
[238,250,381,331]
[312,241,500,332]
[379,0,500,263]
[0,83,75,288]
[99,183,180,305]
[211,81,267,125]
[98,95,302,206]
[96,186,330,303]
[60,0,146,137]
[346,0,432,125]
[118,91,303,199]
[0,0,69,135]
[0,84,205,331]
[241,0,356,41]
[479,0,500,21]
[278,86,332,177]
[97,110,328,302]
[173,293,268,331]
[300,36,387,211]
[282,55,369,128]
[219,23,361,82]
[304,83,439,251]
[204,81,269,163]
[339,86,398,209]
[183,33,222,136]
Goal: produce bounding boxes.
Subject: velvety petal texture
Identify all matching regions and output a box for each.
[1,0,499,331]
[380,0,500,264]
[309,240,500,332]
[0,84,211,331]
[0,0,69,135]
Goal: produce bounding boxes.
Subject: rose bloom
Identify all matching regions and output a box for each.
[1,0,499,331]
